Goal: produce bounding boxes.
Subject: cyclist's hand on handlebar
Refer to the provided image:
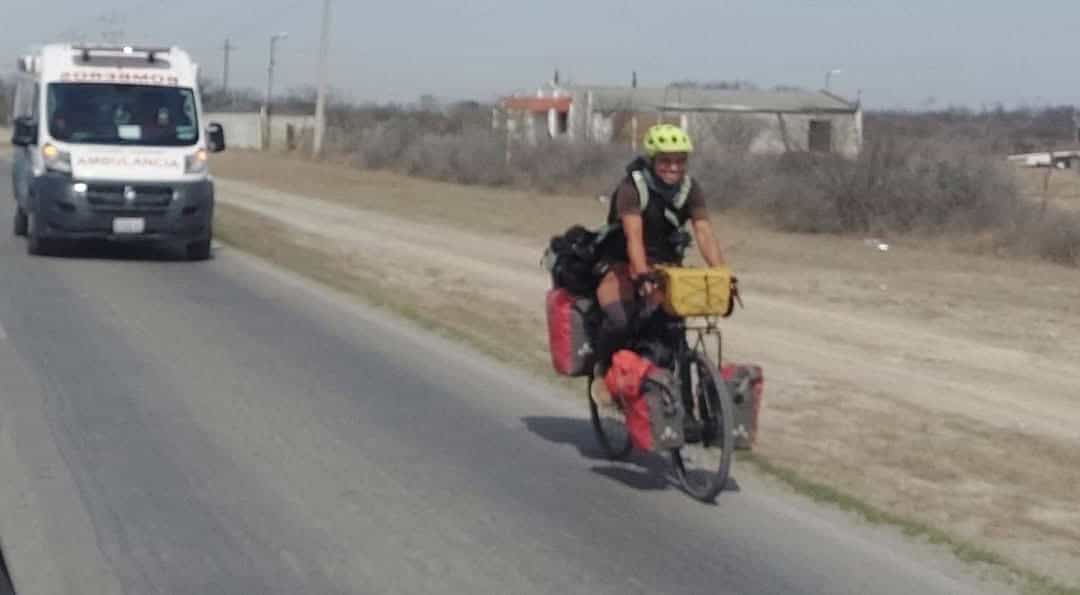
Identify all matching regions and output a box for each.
[632,271,660,299]
[630,276,657,306]
[640,280,659,299]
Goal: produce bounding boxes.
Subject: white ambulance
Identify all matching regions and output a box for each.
[9,43,225,259]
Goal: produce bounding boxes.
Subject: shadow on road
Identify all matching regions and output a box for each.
[0,546,16,595]
[521,415,612,461]
[590,465,671,491]
[522,415,741,497]
[23,239,216,263]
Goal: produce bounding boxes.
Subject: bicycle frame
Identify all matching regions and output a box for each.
[642,313,724,429]
[684,316,724,367]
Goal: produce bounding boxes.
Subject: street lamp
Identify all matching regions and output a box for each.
[825,68,843,92]
[263,32,288,149]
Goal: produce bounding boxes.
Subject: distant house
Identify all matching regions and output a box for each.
[494,83,863,157]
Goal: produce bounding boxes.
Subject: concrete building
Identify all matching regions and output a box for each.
[205,111,315,151]
[495,83,863,157]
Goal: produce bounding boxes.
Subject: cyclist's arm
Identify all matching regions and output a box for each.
[621,213,651,279]
[691,217,726,267]
[685,184,727,267]
[614,181,651,280]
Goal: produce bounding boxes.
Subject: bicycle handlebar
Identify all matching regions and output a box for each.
[633,269,742,310]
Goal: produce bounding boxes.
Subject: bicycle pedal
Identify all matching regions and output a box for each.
[683,419,704,444]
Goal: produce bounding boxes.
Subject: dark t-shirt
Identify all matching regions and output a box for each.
[613,177,709,221]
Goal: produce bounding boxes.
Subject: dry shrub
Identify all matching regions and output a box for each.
[1036,212,1080,266]
[400,131,512,186]
[324,105,632,195]
[730,136,1021,236]
[693,150,769,210]
[509,141,631,194]
[0,77,12,126]
[997,207,1080,267]
[868,106,1079,154]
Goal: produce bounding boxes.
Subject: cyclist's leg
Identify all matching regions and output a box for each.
[595,262,636,373]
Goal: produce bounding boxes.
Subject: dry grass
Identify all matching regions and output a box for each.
[210,150,613,239]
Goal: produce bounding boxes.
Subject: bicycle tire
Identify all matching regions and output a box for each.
[672,349,735,502]
[588,375,634,461]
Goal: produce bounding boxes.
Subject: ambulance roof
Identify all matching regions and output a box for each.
[25,43,198,88]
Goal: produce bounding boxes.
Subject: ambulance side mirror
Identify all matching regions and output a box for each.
[207,122,226,153]
[11,116,37,146]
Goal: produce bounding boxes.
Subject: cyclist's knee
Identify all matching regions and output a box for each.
[597,263,635,304]
[600,301,631,334]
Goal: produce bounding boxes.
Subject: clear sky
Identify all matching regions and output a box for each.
[3,0,1079,109]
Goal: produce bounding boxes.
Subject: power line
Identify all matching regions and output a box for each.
[53,0,168,44]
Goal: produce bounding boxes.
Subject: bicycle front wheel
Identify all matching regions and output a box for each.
[672,349,735,502]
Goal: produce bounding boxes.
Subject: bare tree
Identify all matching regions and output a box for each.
[0,76,14,125]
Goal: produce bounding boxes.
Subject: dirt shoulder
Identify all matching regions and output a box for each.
[210,150,1080,590]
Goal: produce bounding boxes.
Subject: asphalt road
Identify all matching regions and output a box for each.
[0,160,1010,595]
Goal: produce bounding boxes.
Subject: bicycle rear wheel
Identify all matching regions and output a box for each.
[588,374,634,460]
[672,349,735,502]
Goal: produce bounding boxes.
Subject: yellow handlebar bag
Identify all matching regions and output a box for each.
[656,266,734,318]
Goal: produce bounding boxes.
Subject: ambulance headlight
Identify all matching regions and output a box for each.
[184,149,209,174]
[42,144,72,173]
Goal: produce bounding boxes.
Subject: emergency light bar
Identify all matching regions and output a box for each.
[74,44,173,63]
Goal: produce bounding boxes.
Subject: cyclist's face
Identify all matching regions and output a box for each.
[653,153,688,185]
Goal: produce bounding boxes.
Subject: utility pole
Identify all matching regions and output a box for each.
[264,32,288,149]
[313,0,332,157]
[222,38,236,96]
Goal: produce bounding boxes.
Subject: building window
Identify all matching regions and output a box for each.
[557,111,569,135]
[809,120,833,153]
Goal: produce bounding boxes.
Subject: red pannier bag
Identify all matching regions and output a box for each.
[545,288,595,377]
[721,364,764,449]
[604,350,685,451]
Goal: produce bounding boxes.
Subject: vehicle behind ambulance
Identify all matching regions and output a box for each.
[9,43,225,260]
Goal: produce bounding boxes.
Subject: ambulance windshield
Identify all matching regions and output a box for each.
[47,83,199,146]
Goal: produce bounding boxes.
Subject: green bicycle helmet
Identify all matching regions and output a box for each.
[643,124,694,158]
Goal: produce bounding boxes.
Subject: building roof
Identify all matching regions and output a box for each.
[569,85,858,114]
[500,96,572,113]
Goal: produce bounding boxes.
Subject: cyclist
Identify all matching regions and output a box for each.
[593,124,729,393]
